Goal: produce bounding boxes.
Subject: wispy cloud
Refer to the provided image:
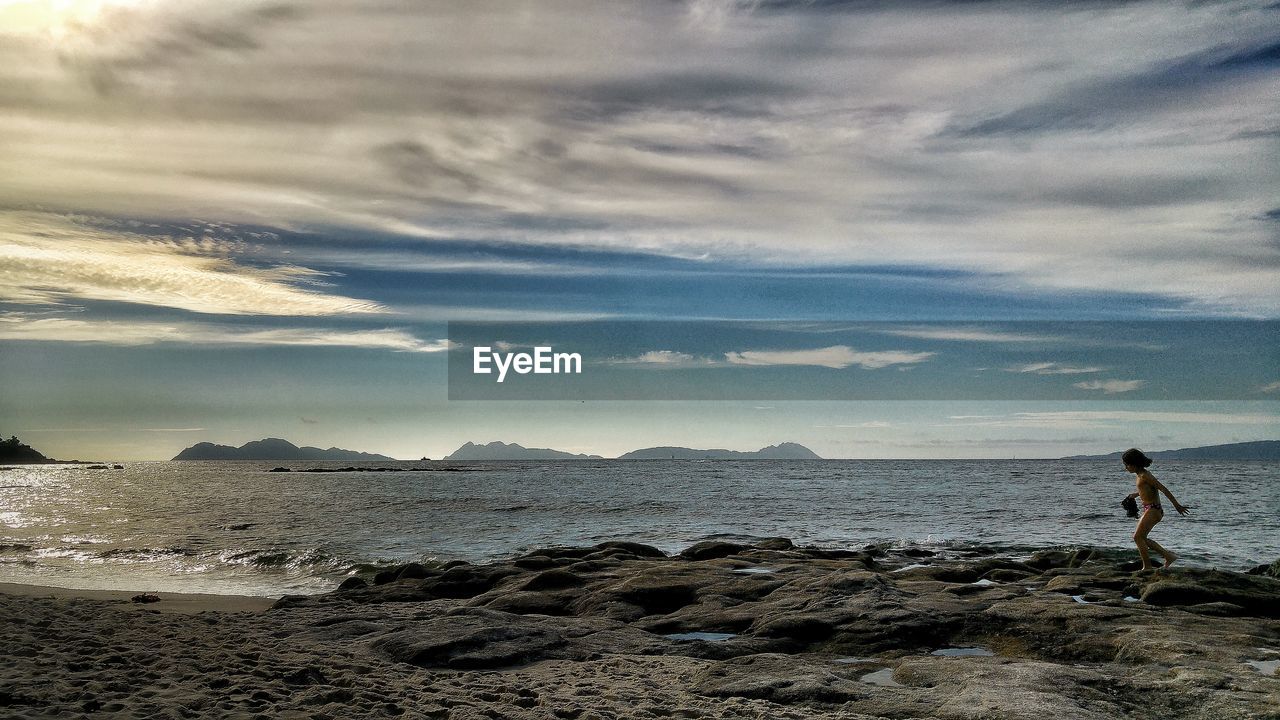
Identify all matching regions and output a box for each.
[607,345,934,369]
[1,213,383,316]
[879,326,1062,343]
[605,350,710,367]
[1259,381,1280,394]
[1072,379,1145,394]
[1007,362,1104,375]
[0,313,446,352]
[724,345,934,369]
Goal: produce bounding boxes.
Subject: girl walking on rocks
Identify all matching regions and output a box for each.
[1122,448,1191,571]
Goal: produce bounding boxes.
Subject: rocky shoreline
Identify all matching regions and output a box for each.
[4,540,1278,719]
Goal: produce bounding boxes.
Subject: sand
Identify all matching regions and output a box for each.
[0,584,823,719]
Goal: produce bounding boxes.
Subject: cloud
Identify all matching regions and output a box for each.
[1072,379,1145,394]
[724,345,934,369]
[141,427,205,432]
[0,213,383,316]
[878,326,1062,343]
[943,410,1280,429]
[1006,362,1103,375]
[606,350,707,367]
[1259,381,1280,394]
[0,1,1275,316]
[0,313,446,352]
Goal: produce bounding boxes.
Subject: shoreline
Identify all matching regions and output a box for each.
[0,581,277,614]
[0,538,1266,604]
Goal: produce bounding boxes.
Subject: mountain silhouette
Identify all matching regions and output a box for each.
[443,441,602,461]
[1062,440,1280,461]
[618,442,821,459]
[172,438,396,461]
[0,435,52,463]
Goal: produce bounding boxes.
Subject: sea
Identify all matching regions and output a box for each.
[1,460,1276,597]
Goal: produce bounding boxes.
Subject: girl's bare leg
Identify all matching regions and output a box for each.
[1146,538,1177,568]
[1133,510,1163,570]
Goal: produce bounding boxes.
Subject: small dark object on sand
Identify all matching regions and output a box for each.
[1121,496,1139,518]
[130,593,161,604]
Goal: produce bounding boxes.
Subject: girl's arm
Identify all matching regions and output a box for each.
[1155,480,1191,515]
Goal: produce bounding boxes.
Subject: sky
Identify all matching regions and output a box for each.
[0,0,1277,460]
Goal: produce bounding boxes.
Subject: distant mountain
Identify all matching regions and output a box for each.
[1062,440,1280,461]
[618,442,822,460]
[444,441,602,461]
[172,438,396,461]
[0,435,53,463]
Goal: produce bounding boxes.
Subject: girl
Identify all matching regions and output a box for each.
[1122,448,1191,570]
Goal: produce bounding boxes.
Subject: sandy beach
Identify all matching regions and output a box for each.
[3,541,1278,719]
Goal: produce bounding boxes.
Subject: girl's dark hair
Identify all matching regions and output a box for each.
[1122,448,1153,469]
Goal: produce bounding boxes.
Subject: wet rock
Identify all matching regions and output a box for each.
[479,591,571,616]
[513,555,558,570]
[1184,602,1247,617]
[756,537,794,551]
[592,541,666,558]
[418,564,524,600]
[395,562,432,581]
[521,569,585,591]
[1027,550,1074,571]
[694,654,868,704]
[611,575,701,615]
[985,569,1036,582]
[894,565,980,583]
[371,610,570,669]
[680,541,748,561]
[1245,558,1280,579]
[1138,570,1280,617]
[336,577,367,591]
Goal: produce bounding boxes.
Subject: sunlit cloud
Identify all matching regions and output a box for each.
[0,313,445,352]
[724,345,934,370]
[1072,379,1145,394]
[1007,362,1104,375]
[0,213,383,316]
[606,350,708,367]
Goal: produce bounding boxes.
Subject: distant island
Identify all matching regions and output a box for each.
[443,440,821,460]
[0,435,53,464]
[173,438,396,461]
[619,442,822,460]
[1062,440,1280,461]
[444,441,602,461]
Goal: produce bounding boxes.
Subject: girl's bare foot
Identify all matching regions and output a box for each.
[1162,552,1178,569]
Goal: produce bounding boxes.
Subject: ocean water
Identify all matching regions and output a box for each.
[0,460,1275,597]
